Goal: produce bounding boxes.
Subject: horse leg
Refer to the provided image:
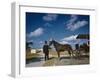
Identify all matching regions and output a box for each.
[68,50,71,58]
[71,50,74,58]
[57,51,60,60]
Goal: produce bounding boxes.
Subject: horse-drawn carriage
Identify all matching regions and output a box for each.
[72,34,89,58]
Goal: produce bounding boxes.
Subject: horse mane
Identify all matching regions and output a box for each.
[52,40,68,48]
[53,40,61,45]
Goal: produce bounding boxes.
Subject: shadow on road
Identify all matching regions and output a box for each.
[26,57,44,64]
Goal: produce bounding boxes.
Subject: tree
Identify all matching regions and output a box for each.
[26,42,33,54]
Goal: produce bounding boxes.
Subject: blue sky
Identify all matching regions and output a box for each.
[26,12,89,49]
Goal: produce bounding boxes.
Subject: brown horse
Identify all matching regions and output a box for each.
[49,39,73,59]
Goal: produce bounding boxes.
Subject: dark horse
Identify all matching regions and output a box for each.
[49,39,73,59]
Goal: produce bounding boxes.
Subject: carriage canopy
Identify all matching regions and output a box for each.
[76,34,89,40]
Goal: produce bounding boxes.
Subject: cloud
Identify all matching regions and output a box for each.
[61,35,78,41]
[43,14,58,21]
[44,23,52,27]
[60,35,80,44]
[59,40,68,44]
[28,27,44,37]
[69,15,78,23]
[39,41,44,44]
[66,15,88,31]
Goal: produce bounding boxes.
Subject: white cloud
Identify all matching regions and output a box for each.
[59,40,68,44]
[60,35,79,44]
[43,14,58,21]
[28,27,44,37]
[66,15,88,31]
[61,35,78,41]
[39,41,44,44]
[69,15,78,23]
[44,23,52,27]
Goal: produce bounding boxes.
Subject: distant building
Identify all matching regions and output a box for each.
[31,49,36,54]
[31,49,43,54]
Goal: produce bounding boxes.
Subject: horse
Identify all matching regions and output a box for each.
[49,39,74,59]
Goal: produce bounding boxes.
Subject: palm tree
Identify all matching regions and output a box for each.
[26,42,33,54]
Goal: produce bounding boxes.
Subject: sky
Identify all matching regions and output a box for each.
[26,12,89,49]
